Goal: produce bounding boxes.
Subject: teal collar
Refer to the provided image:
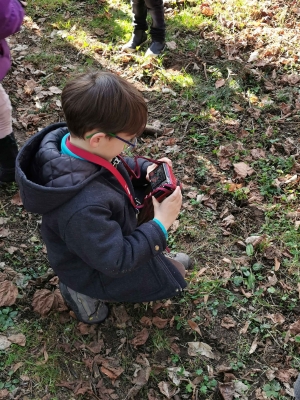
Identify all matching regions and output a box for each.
[61,133,84,160]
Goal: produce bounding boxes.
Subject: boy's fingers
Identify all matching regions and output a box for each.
[158,157,172,167]
[152,196,159,206]
[170,186,181,197]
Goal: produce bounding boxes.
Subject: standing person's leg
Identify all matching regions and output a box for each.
[122,0,148,52]
[145,0,166,56]
[0,84,18,183]
[295,374,300,400]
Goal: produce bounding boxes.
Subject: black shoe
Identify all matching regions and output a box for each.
[122,30,147,52]
[0,133,18,183]
[169,253,193,270]
[145,41,165,57]
[59,282,108,324]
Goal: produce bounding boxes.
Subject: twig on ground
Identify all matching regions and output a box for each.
[143,124,164,137]
[202,62,208,81]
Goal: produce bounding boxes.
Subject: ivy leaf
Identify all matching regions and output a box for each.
[246,244,254,256]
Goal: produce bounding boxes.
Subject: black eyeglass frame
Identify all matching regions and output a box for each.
[85,131,137,148]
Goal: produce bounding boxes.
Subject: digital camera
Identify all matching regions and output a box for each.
[148,163,179,201]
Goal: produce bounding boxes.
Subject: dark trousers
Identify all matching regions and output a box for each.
[131,0,166,42]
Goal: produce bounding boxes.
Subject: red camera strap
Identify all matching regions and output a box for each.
[65,136,137,209]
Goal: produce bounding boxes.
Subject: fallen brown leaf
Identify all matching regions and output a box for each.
[0,389,9,400]
[289,319,300,335]
[221,316,236,329]
[239,321,250,334]
[86,340,104,354]
[100,366,119,381]
[158,381,178,399]
[233,162,255,179]
[200,3,214,16]
[77,322,96,335]
[187,320,202,336]
[112,304,130,328]
[0,335,11,350]
[249,336,258,354]
[152,316,168,329]
[7,333,26,346]
[11,362,23,373]
[219,382,234,400]
[147,388,161,400]
[251,148,266,160]
[274,257,280,271]
[0,228,10,238]
[266,313,285,325]
[187,342,217,359]
[132,365,151,386]
[94,356,124,382]
[130,328,149,347]
[274,368,298,384]
[215,78,226,88]
[226,183,243,192]
[32,288,68,316]
[36,343,49,365]
[11,191,23,206]
[0,280,18,306]
[140,316,152,327]
[32,289,55,316]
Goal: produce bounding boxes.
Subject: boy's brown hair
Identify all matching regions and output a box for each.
[61,71,148,138]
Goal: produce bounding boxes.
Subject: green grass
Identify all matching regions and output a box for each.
[2,0,300,398]
[0,318,70,394]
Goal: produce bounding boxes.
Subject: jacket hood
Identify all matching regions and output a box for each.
[16,123,101,214]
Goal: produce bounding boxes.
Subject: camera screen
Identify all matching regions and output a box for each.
[149,165,167,190]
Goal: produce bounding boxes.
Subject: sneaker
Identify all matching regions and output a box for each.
[169,252,193,270]
[59,282,108,324]
[121,30,147,52]
[145,41,165,57]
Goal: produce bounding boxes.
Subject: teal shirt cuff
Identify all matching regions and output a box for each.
[152,218,168,239]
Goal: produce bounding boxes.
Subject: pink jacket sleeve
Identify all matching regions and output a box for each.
[0,0,25,40]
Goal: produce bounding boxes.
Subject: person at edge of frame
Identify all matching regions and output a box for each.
[16,71,193,324]
[0,0,25,183]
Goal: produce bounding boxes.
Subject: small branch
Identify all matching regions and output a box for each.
[203,62,208,81]
[143,124,164,137]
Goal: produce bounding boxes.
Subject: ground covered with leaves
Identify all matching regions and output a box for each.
[1,0,300,399]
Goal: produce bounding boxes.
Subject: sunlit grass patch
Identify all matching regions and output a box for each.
[161,70,194,89]
[168,9,207,32]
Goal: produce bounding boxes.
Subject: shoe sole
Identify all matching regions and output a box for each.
[145,46,165,57]
[122,39,148,53]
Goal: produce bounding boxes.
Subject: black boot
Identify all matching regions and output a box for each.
[0,133,18,183]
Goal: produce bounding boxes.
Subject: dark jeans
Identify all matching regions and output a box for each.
[131,0,166,42]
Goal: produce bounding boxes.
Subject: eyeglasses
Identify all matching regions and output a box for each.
[85,131,137,148]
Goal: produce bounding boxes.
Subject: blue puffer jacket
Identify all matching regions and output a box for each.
[16,123,187,302]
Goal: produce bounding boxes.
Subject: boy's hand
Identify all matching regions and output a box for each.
[152,186,182,230]
[146,157,172,181]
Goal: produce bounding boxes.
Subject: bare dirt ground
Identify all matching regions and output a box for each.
[1,1,300,399]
